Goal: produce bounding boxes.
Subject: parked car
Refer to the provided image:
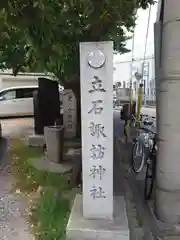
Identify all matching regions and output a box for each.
[0,85,64,118]
[0,86,38,117]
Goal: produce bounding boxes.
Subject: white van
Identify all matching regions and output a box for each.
[0,86,38,117]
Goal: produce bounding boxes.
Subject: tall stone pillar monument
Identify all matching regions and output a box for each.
[66,41,129,240]
[155,0,180,223]
[80,42,113,219]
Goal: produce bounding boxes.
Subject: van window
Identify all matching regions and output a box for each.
[17,88,37,98]
[0,89,16,100]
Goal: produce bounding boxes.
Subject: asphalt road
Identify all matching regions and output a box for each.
[1,118,34,138]
[0,106,155,138]
[0,114,123,139]
[113,110,124,138]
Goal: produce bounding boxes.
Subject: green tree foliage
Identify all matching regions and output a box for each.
[0,0,154,90]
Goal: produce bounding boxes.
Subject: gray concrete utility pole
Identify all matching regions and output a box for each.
[155,0,180,224]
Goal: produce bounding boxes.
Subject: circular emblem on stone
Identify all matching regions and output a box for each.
[87,50,106,69]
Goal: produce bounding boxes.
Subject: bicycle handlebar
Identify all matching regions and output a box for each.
[138,126,156,135]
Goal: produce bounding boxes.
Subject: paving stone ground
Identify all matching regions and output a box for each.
[0,166,34,240]
[0,124,35,240]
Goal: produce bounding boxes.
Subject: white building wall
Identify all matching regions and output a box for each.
[0,75,38,90]
[0,71,58,91]
[113,61,130,88]
[113,55,155,102]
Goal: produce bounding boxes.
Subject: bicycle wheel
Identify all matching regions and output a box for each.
[131,140,145,173]
[144,155,156,200]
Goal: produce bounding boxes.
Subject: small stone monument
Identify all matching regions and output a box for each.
[63,89,77,139]
[66,41,129,240]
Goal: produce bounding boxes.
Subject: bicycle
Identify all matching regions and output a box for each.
[131,116,154,173]
[131,131,146,173]
[131,124,157,200]
[144,131,157,200]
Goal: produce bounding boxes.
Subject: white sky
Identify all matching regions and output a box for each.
[114,2,158,63]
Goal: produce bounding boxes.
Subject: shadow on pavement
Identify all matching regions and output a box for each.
[0,138,10,170]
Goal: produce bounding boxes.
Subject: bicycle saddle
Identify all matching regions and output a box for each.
[143,120,154,126]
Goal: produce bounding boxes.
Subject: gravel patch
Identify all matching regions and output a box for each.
[0,132,34,240]
[0,168,34,240]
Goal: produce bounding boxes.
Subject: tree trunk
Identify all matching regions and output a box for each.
[155,0,180,224]
[65,76,81,187]
[73,81,81,139]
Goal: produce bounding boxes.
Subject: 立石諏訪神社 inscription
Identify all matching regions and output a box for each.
[80,42,113,220]
[88,80,107,201]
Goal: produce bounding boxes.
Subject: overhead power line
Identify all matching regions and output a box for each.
[142,5,152,105]
[142,5,152,77]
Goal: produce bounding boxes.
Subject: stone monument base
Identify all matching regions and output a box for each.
[28,134,81,149]
[28,134,45,147]
[64,140,81,148]
[30,157,73,174]
[66,194,129,240]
